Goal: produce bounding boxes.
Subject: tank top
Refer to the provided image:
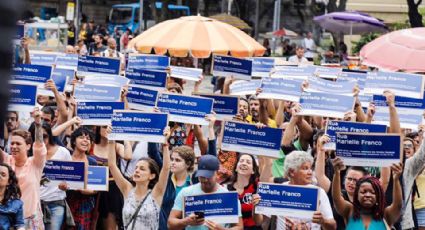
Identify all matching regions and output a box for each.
[122,189,160,230]
[346,216,388,230]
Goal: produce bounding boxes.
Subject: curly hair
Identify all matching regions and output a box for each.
[70,126,94,151]
[353,176,385,220]
[172,145,195,172]
[0,163,21,205]
[283,151,314,179]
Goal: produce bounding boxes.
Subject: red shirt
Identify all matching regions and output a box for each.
[228,180,259,228]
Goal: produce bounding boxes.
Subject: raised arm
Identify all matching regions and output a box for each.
[115,141,132,161]
[108,140,133,198]
[314,135,331,193]
[33,108,47,169]
[275,100,285,127]
[205,113,217,156]
[331,158,353,221]
[365,102,375,124]
[152,127,171,206]
[45,79,67,126]
[193,124,208,155]
[281,104,300,146]
[384,163,403,226]
[385,90,400,134]
[222,76,234,95]
[52,116,82,136]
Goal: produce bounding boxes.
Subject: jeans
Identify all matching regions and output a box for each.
[45,203,65,230]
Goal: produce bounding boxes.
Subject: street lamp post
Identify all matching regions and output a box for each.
[139,0,144,33]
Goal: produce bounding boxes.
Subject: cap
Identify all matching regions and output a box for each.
[196,155,219,178]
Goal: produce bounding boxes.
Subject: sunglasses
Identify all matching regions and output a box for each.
[404,143,414,149]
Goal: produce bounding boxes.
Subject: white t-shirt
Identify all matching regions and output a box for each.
[120,141,148,178]
[303,38,316,58]
[276,182,334,230]
[288,55,309,65]
[40,146,72,202]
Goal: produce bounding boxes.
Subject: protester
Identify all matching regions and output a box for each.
[108,127,171,230]
[2,108,46,229]
[168,154,244,230]
[0,163,25,230]
[65,127,98,229]
[88,33,106,56]
[332,158,403,229]
[288,46,309,64]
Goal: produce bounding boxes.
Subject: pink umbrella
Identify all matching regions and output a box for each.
[360,27,425,73]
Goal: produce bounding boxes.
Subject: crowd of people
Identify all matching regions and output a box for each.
[2,25,425,230]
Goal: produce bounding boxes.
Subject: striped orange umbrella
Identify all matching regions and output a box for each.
[129,15,265,58]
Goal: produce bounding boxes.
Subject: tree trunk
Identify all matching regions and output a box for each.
[407,0,424,27]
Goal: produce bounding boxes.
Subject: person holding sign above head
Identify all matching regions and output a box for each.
[168,155,244,230]
[65,127,98,230]
[1,107,46,229]
[331,158,403,229]
[277,151,336,230]
[93,125,133,230]
[108,127,171,230]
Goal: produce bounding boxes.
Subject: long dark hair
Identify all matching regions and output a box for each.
[353,176,385,220]
[0,163,21,205]
[229,154,260,188]
[132,158,160,189]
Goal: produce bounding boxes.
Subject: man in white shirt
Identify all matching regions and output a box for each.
[302,32,316,61]
[102,37,125,71]
[288,46,309,65]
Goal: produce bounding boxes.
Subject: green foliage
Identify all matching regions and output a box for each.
[351,33,380,55]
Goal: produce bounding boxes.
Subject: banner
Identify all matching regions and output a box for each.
[74,84,122,102]
[12,64,52,86]
[77,55,120,76]
[358,94,373,108]
[8,83,37,112]
[196,94,239,120]
[298,92,355,118]
[307,76,355,95]
[29,51,60,66]
[271,66,315,80]
[336,133,402,167]
[43,160,86,190]
[83,75,129,87]
[229,80,261,96]
[184,192,239,224]
[220,121,283,158]
[340,70,367,91]
[55,54,78,70]
[15,23,25,40]
[256,183,319,220]
[108,110,168,143]
[87,166,109,191]
[325,120,387,150]
[372,94,425,130]
[127,85,159,111]
[77,102,124,125]
[313,66,342,79]
[125,68,167,90]
[156,93,213,126]
[212,55,252,80]
[258,78,302,102]
[250,57,275,77]
[169,66,203,81]
[365,71,425,99]
[127,54,169,70]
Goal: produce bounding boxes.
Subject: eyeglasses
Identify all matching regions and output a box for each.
[346,177,358,184]
[404,143,414,149]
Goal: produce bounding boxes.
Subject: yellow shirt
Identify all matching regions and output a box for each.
[246,115,277,128]
[414,170,425,209]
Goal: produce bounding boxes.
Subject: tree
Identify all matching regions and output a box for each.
[407,0,424,27]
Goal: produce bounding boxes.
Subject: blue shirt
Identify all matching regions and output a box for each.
[172,183,242,230]
[0,199,25,229]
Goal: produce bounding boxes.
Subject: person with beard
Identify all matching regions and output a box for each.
[246,95,277,128]
[88,34,106,56]
[168,155,243,230]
